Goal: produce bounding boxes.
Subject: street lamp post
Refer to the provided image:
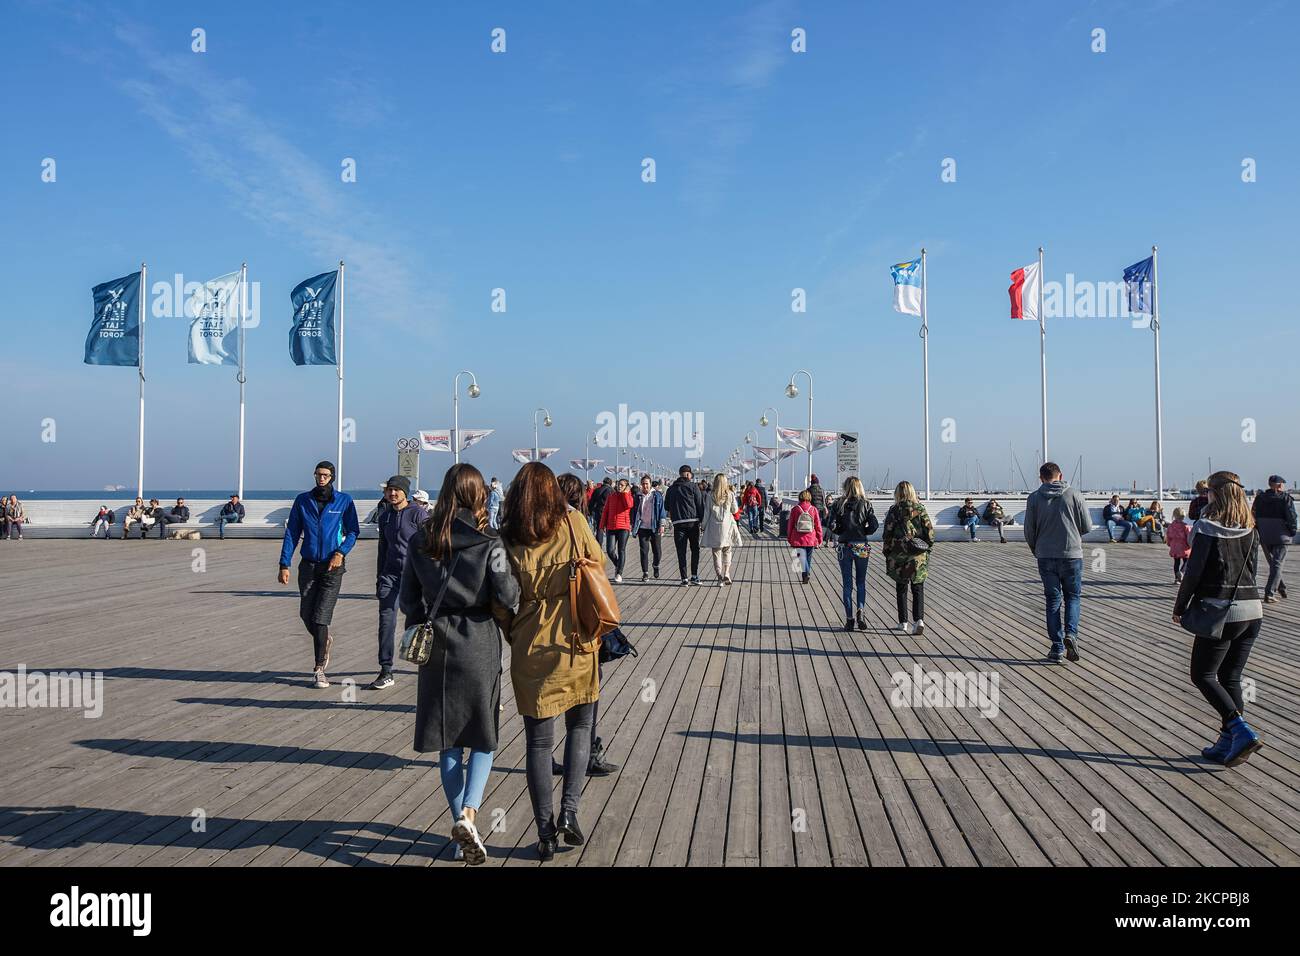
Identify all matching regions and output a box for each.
[585,430,599,483]
[743,430,756,486]
[786,369,814,488]
[452,370,480,465]
[760,406,780,496]
[533,407,552,462]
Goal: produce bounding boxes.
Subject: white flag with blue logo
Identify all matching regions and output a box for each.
[891,258,922,316]
[187,271,242,365]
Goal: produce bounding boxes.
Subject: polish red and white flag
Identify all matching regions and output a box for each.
[1008,262,1042,321]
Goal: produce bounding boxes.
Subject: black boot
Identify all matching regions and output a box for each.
[557,809,585,846]
[844,617,855,632]
[588,738,619,776]
[856,609,867,630]
[801,571,809,585]
[537,817,558,861]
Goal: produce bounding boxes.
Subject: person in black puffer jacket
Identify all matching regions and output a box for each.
[1251,475,1297,602]
[665,465,709,585]
[1174,471,1265,768]
[829,477,879,631]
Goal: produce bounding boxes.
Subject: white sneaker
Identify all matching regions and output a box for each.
[901,622,915,635]
[614,573,623,583]
[451,813,487,866]
[717,579,725,587]
[312,668,330,688]
[914,619,925,636]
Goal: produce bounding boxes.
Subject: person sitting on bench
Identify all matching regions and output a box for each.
[90,505,114,539]
[156,497,191,537]
[982,498,1012,543]
[957,498,981,540]
[217,494,245,538]
[121,498,155,539]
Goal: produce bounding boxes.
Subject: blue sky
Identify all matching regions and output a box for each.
[1,0,1296,494]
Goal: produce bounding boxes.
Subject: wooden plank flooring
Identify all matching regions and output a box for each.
[0,532,1297,867]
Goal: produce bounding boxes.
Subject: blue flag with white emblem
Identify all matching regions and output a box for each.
[85,271,142,366]
[187,271,242,365]
[289,271,338,366]
[890,258,922,316]
[1124,256,1154,315]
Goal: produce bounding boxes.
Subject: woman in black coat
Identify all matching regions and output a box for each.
[400,463,519,864]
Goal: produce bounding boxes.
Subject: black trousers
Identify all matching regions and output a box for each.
[637,528,661,574]
[298,558,345,666]
[895,579,924,622]
[1190,618,1262,725]
[673,522,701,579]
[605,529,629,574]
[523,703,595,831]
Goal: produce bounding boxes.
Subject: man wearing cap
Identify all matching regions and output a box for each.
[278,461,360,688]
[1252,475,1297,603]
[370,475,424,689]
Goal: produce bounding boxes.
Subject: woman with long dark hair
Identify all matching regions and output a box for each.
[498,462,604,859]
[1174,470,1265,767]
[399,463,519,864]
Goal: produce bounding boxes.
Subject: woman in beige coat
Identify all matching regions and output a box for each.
[700,474,742,585]
[498,462,603,860]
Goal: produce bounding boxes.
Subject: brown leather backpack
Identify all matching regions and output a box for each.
[565,516,620,661]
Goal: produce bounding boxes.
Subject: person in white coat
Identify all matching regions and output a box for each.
[701,474,743,585]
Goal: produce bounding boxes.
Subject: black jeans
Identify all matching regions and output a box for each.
[298,558,345,666]
[673,522,701,579]
[524,703,595,832]
[376,575,400,669]
[637,528,661,574]
[895,579,924,623]
[605,529,629,574]
[1190,618,1261,724]
[1260,543,1287,597]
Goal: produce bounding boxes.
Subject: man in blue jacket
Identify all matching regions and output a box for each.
[278,460,360,688]
[370,475,424,690]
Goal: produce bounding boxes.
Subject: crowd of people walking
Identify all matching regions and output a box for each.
[263,455,1294,862]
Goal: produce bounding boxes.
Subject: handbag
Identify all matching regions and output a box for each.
[598,625,638,664]
[566,517,620,661]
[1179,531,1254,640]
[399,553,460,665]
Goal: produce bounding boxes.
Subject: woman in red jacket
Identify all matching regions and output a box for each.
[787,490,824,584]
[600,478,635,583]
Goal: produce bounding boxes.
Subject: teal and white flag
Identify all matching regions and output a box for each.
[187,271,242,365]
[891,258,922,316]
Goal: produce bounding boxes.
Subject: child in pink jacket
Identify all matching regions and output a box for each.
[787,490,824,584]
[1166,507,1192,582]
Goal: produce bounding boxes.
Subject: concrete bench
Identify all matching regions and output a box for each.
[16,498,380,540]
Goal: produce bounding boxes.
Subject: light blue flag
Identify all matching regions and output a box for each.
[891,258,922,316]
[187,271,242,365]
[289,271,338,365]
[85,271,142,366]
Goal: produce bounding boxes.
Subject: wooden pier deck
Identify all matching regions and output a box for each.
[1,534,1297,867]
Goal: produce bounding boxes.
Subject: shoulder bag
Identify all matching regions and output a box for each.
[1179,531,1254,640]
[566,516,620,661]
[399,552,460,665]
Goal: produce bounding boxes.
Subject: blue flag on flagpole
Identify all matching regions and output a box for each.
[85,271,143,366]
[1124,256,1154,315]
[289,270,339,365]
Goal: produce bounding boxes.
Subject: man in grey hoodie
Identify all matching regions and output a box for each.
[1024,462,1093,664]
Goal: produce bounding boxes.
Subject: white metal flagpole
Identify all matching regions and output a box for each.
[336,260,345,488]
[1151,244,1164,501]
[1038,245,1048,464]
[237,262,247,499]
[921,248,930,500]
[138,261,147,500]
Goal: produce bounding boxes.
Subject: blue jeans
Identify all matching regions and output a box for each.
[838,547,869,617]
[963,515,979,539]
[1106,519,1134,542]
[216,515,241,538]
[746,506,760,533]
[440,748,494,818]
[1037,557,1083,655]
[798,546,814,573]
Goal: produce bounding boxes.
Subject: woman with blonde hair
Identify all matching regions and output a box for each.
[701,473,743,585]
[786,488,824,584]
[1174,471,1264,767]
[828,477,878,631]
[882,481,934,635]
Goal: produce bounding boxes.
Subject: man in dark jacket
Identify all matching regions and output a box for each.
[755,478,769,532]
[278,461,360,688]
[371,475,424,689]
[588,477,613,549]
[217,494,246,539]
[1024,462,1093,664]
[1102,495,1135,543]
[665,464,708,585]
[156,497,190,538]
[1188,480,1211,521]
[1252,475,1297,603]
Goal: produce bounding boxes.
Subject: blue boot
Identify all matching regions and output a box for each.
[1222,715,1263,768]
[1201,729,1232,763]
